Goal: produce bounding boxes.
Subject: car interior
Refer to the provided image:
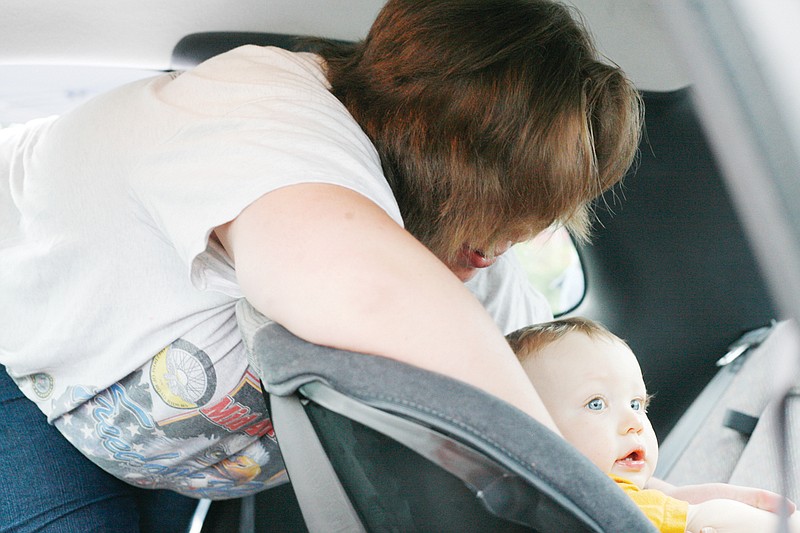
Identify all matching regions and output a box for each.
[2,1,799,532]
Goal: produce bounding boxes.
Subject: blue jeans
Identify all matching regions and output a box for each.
[0,365,197,532]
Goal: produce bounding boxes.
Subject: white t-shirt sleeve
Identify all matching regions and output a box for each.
[465,252,554,334]
[127,47,401,294]
[1,117,58,242]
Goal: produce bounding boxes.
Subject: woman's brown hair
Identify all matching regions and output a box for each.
[317,0,643,263]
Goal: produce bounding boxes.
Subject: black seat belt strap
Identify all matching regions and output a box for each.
[723,409,760,437]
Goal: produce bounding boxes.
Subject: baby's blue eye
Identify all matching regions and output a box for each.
[630,399,642,411]
[586,398,605,411]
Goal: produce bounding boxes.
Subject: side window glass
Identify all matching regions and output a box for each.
[0,65,156,126]
[512,227,585,316]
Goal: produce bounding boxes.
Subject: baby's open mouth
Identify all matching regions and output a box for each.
[616,449,645,468]
[623,449,642,461]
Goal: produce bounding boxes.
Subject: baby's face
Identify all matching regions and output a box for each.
[521,331,658,489]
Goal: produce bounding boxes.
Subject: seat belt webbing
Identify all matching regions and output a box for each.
[270,393,367,533]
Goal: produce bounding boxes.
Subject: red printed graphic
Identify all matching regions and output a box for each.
[201,396,275,438]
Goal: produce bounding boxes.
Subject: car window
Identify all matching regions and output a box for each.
[0,65,157,126]
[512,227,584,316]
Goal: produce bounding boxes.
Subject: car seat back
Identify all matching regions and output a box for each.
[657,320,800,504]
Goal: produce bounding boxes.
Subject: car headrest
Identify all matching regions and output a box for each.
[170,31,349,69]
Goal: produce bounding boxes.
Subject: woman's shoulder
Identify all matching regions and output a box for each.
[166,45,330,103]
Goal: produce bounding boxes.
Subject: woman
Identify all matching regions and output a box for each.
[0,0,779,530]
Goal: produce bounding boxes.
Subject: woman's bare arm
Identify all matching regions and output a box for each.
[686,498,800,533]
[648,478,796,515]
[214,183,560,434]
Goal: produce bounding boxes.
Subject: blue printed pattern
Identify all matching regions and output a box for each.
[53,339,286,499]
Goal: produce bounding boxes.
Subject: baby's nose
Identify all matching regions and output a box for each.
[621,411,644,434]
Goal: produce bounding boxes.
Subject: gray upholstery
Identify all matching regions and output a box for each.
[237,301,656,532]
[660,322,782,484]
[660,320,800,503]
[729,393,800,502]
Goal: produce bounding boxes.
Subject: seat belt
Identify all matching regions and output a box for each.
[729,387,800,503]
[722,409,760,437]
[237,301,364,532]
[269,392,367,533]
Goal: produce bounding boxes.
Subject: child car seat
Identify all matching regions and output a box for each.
[236,300,657,532]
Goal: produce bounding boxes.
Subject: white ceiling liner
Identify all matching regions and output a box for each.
[0,0,688,90]
[0,0,383,70]
[567,0,691,91]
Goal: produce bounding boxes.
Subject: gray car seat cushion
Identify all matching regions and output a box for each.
[660,320,800,502]
[661,323,782,485]
[729,391,800,502]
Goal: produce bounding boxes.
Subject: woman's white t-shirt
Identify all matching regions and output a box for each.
[0,46,551,498]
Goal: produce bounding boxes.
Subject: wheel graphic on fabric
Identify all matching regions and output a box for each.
[29,373,54,399]
[151,339,217,408]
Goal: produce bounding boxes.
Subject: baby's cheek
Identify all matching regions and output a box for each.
[643,422,659,466]
[563,428,612,471]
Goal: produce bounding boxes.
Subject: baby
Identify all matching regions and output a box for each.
[507,317,799,533]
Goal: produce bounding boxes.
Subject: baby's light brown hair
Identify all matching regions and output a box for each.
[506,316,623,364]
[507,317,652,408]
